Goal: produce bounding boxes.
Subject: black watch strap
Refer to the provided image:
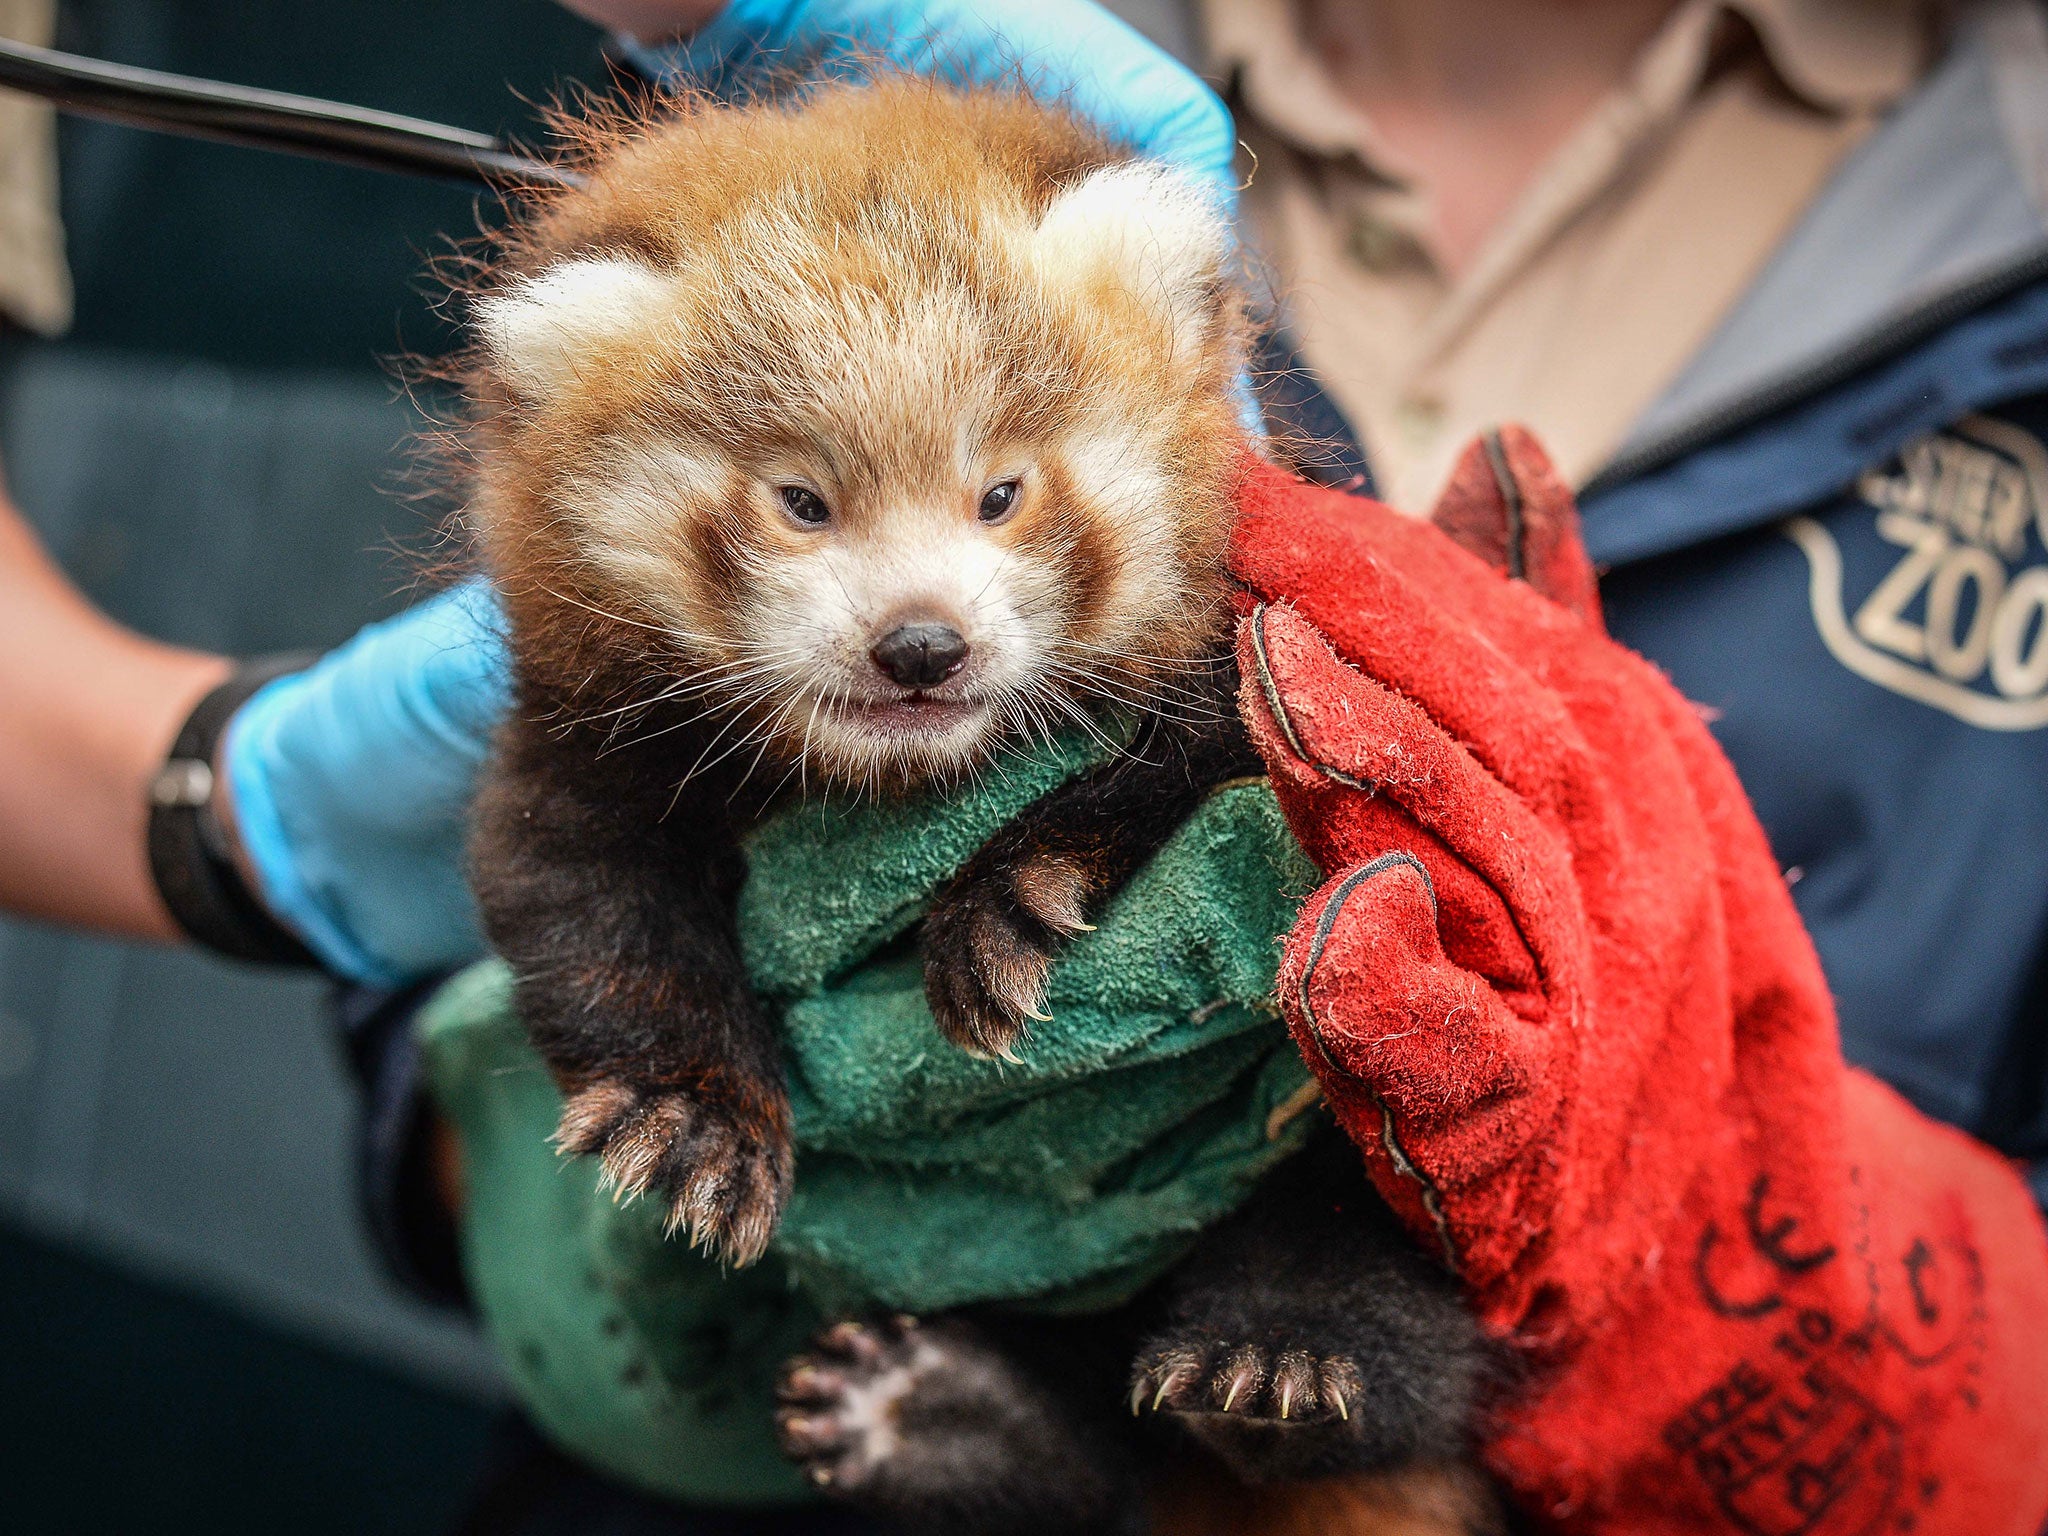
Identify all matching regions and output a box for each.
[147,653,324,968]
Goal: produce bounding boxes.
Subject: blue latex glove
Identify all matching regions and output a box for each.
[224,3,1236,984]
[224,582,508,983]
[622,0,1239,210]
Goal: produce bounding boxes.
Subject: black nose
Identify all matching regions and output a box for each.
[869,622,969,689]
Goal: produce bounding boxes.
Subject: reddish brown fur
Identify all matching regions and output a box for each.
[457,74,1249,787]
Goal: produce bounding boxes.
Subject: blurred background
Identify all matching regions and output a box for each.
[0,2,606,1530]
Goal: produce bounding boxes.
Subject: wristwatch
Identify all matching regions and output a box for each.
[146,654,323,967]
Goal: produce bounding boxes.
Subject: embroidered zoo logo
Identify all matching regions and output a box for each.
[1784,414,2048,730]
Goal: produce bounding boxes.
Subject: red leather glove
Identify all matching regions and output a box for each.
[1229,433,2048,1535]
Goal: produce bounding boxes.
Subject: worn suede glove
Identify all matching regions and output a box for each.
[1229,434,2048,1534]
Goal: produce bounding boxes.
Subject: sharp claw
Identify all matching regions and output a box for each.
[780,1367,819,1400]
[822,1320,884,1366]
[997,1044,1026,1065]
[1279,1383,1293,1419]
[1143,1351,1202,1412]
[1071,921,1098,932]
[1022,1006,1053,1024]
[1330,1386,1349,1421]
[1131,1381,1147,1416]
[1218,1354,1265,1413]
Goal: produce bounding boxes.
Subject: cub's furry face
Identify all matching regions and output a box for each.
[468,78,1248,789]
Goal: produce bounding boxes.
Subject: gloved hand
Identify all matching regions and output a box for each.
[621,0,1239,210]
[1228,435,2048,1533]
[223,581,507,983]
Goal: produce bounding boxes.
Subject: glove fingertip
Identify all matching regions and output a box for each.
[1163,88,1240,201]
[393,582,515,740]
[618,0,798,86]
[1234,599,1377,777]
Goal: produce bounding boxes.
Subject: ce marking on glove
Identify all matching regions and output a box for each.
[1787,414,2048,730]
[1692,1173,1837,1321]
[1667,1172,1987,1536]
[1672,1180,1900,1536]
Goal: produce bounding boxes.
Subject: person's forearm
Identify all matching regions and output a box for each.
[0,485,228,939]
[554,0,722,40]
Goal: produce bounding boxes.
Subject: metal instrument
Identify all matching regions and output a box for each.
[0,34,580,188]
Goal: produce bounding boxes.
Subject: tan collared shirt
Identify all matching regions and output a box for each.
[1204,0,1931,509]
[0,0,71,336]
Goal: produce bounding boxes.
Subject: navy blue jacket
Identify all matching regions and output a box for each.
[1264,2,2048,1207]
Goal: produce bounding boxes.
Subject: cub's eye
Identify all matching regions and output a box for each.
[778,485,830,526]
[978,479,1021,524]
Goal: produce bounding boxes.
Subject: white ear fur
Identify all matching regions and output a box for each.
[474,256,672,400]
[1031,164,1231,350]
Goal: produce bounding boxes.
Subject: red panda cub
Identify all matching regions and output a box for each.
[464,77,1496,1536]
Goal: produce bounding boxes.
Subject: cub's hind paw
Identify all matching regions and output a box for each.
[1132,1340,1362,1425]
[775,1315,1122,1530]
[554,1076,791,1266]
[775,1315,1037,1499]
[1134,1336,1375,1483]
[774,1316,928,1495]
[923,849,1098,1061]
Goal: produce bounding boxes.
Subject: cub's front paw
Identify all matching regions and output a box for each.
[553,1075,792,1266]
[922,848,1098,1061]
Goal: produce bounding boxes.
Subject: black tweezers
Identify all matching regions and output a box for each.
[0,34,581,189]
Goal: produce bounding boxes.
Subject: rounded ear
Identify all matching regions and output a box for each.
[473,256,672,401]
[1030,163,1232,356]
